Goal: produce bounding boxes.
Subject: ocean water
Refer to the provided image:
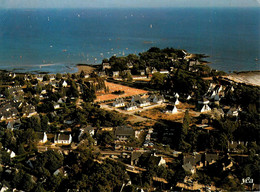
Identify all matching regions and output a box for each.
[0,8,259,73]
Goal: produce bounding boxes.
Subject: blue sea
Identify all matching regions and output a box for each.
[0,8,259,73]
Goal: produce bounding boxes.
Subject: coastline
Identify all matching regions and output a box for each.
[1,64,259,87]
[224,71,260,87]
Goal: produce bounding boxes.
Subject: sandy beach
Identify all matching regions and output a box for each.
[224,71,260,86]
[76,64,98,74]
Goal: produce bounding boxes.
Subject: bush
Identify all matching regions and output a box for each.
[112,90,125,95]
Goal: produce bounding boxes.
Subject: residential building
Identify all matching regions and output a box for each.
[112,71,120,77]
[124,101,137,111]
[102,63,111,70]
[198,98,211,112]
[36,132,48,144]
[113,98,125,107]
[54,133,72,145]
[149,94,165,104]
[114,126,134,141]
[165,105,178,114]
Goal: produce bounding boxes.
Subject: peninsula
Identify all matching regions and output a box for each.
[0,47,259,192]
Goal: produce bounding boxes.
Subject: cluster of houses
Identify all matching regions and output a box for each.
[113,94,165,111]
[102,62,171,81]
[0,100,37,121]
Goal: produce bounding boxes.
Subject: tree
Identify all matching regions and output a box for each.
[35,84,42,94]
[56,73,62,80]
[148,47,161,53]
[80,70,85,78]
[182,110,190,136]
[70,81,79,98]
[41,115,49,132]
[21,173,35,191]
[219,133,228,151]
[3,88,11,99]
[43,74,50,81]
[79,132,95,147]
[122,71,133,82]
[29,116,42,131]
[17,144,26,155]
[150,72,166,89]
[35,150,64,174]
[97,132,115,147]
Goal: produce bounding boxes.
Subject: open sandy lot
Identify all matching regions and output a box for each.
[95,81,148,102]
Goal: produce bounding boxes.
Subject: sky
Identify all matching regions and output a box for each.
[0,0,259,9]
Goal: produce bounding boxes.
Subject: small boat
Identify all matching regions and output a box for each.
[62,49,67,52]
[255,58,258,61]
[150,24,153,28]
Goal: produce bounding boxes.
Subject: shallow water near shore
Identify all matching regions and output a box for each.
[0,8,259,73]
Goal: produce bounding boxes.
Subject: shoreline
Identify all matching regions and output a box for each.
[224,71,260,87]
[0,62,259,87]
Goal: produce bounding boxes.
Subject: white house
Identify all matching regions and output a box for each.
[125,102,138,111]
[152,153,166,167]
[37,132,48,144]
[36,75,43,81]
[159,69,169,74]
[7,149,16,158]
[165,105,178,114]
[127,62,133,69]
[158,156,166,166]
[53,103,60,109]
[62,80,68,87]
[174,98,180,105]
[138,99,150,107]
[113,98,125,107]
[139,70,145,75]
[227,107,239,117]
[174,93,180,105]
[151,67,158,74]
[200,105,211,113]
[78,126,95,140]
[102,63,111,70]
[54,133,72,145]
[58,98,66,104]
[41,89,47,94]
[149,94,165,104]
[186,95,192,100]
[198,98,211,113]
[132,75,147,80]
[112,71,120,77]
[132,95,150,107]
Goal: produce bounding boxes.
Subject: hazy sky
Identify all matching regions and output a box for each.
[1,0,259,9]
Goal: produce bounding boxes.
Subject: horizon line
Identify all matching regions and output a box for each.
[1,6,260,9]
